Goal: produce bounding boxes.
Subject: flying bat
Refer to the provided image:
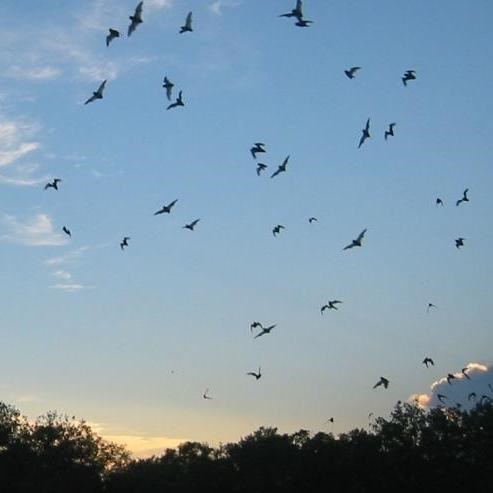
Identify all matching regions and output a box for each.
[384,123,396,140]
[106,28,120,46]
[456,188,469,206]
[250,142,266,159]
[256,163,267,176]
[247,367,262,380]
[344,66,361,79]
[272,224,285,237]
[183,219,200,231]
[279,0,303,20]
[422,357,434,368]
[84,80,107,105]
[167,90,184,110]
[120,236,130,250]
[44,178,62,190]
[128,1,143,37]
[162,76,174,101]
[373,377,389,389]
[358,118,370,148]
[455,237,465,249]
[154,199,178,215]
[343,228,367,250]
[270,155,289,178]
[254,324,276,339]
[180,12,193,33]
[402,70,416,86]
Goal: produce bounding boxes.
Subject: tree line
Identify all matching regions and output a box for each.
[1,399,492,492]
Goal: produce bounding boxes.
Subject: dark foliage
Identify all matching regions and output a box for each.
[1,400,492,493]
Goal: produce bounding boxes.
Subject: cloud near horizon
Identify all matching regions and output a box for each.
[409,362,492,410]
[104,434,189,458]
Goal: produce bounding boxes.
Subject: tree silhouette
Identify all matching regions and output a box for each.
[2,400,493,492]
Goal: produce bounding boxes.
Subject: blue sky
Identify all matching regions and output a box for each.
[1,0,493,456]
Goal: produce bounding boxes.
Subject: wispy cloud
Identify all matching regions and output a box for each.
[0,118,46,186]
[5,65,62,81]
[44,246,90,266]
[52,270,73,281]
[0,213,68,247]
[209,0,242,15]
[50,283,90,292]
[146,0,174,11]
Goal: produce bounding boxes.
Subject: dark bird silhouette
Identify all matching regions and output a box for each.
[455,237,465,249]
[270,155,289,178]
[154,199,178,215]
[384,123,396,140]
[308,217,318,223]
[128,1,143,37]
[402,70,416,86]
[272,224,285,237]
[422,357,434,368]
[180,12,193,33]
[162,76,174,101]
[106,28,120,46]
[120,236,130,250]
[456,188,469,206]
[344,66,361,79]
[279,0,303,19]
[250,321,263,333]
[321,300,342,314]
[358,118,370,148]
[427,303,438,313]
[256,163,267,176]
[373,377,389,389]
[461,367,471,380]
[203,388,213,400]
[295,19,313,27]
[84,80,107,105]
[250,142,266,159]
[183,219,200,231]
[343,228,367,250]
[447,373,457,385]
[167,90,184,110]
[437,393,448,404]
[44,178,62,190]
[436,197,444,206]
[62,226,71,237]
[254,324,276,339]
[468,392,477,401]
[326,417,334,424]
[247,367,262,380]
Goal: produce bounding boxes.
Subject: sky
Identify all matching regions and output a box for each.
[1,0,493,457]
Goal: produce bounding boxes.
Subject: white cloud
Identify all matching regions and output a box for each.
[0,213,68,247]
[410,362,492,410]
